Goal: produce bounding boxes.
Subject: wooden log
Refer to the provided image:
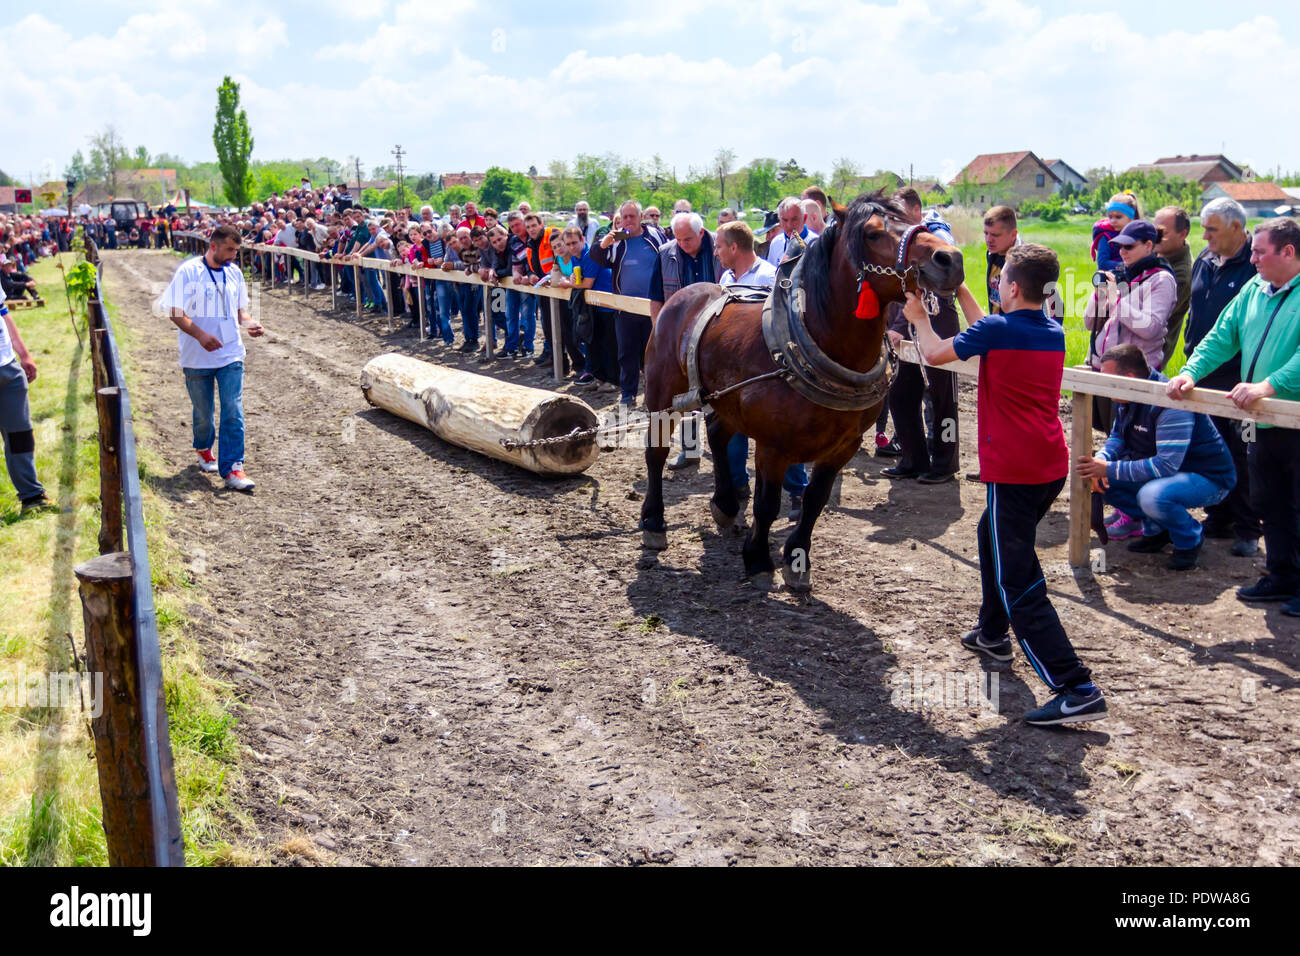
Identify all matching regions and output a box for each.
[74,551,157,867]
[97,387,124,554]
[1069,390,1093,569]
[360,353,600,475]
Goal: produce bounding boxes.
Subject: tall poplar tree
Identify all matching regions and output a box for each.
[213,76,254,207]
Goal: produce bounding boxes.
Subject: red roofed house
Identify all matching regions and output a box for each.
[1201,181,1292,218]
[949,151,1060,209]
[1130,154,1248,187]
[438,171,487,192]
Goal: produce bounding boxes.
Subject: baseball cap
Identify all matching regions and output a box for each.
[1112,220,1159,246]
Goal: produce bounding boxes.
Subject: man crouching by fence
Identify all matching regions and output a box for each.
[905,244,1106,727]
[161,224,263,492]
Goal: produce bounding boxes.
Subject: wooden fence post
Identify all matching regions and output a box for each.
[417,276,427,342]
[550,297,563,381]
[74,551,159,867]
[1069,391,1094,568]
[96,387,124,554]
[483,284,494,360]
[354,263,363,321]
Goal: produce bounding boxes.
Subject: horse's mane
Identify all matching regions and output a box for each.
[802,190,910,319]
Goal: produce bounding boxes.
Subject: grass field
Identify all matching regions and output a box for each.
[0,253,246,866]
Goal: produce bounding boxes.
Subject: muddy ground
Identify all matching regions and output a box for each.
[106,249,1299,866]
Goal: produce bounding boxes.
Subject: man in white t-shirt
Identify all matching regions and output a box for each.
[161,224,264,492]
[0,288,51,512]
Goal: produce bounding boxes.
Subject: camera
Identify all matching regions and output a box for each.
[1091,265,1127,287]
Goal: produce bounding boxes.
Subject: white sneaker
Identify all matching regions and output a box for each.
[313,283,327,290]
[224,465,255,492]
[197,449,218,473]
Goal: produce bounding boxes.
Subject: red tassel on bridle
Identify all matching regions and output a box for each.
[854,280,880,320]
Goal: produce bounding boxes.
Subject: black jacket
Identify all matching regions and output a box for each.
[1186,236,1256,390]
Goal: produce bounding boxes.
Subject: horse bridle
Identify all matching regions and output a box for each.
[853,218,938,316]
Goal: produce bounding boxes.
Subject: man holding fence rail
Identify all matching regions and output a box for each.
[1167,218,1300,613]
[162,224,263,493]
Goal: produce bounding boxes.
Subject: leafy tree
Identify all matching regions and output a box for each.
[213,76,255,207]
[63,151,89,188]
[777,158,808,182]
[742,158,780,209]
[87,124,128,193]
[256,168,292,198]
[478,166,532,210]
[0,169,13,187]
[573,153,613,213]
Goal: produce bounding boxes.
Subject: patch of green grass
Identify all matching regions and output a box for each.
[0,254,249,866]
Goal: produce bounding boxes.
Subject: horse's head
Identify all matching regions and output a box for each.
[830,193,965,304]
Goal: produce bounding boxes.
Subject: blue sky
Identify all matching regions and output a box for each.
[5,0,1298,186]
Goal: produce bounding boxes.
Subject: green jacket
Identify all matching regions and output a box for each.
[1181,272,1300,425]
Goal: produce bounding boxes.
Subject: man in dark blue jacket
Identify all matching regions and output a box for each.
[1186,196,1259,556]
[1076,344,1235,571]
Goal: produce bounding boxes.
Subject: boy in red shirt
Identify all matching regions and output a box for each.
[904,244,1106,726]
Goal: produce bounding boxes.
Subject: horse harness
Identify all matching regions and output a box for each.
[673,245,928,415]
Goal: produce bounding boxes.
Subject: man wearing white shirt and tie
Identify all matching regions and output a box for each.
[765,196,818,267]
[161,225,264,492]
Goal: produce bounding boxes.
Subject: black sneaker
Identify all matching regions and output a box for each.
[532,351,552,367]
[1167,540,1202,571]
[1127,529,1171,553]
[960,626,1013,662]
[881,465,920,480]
[875,438,902,458]
[1024,686,1107,726]
[1230,537,1260,557]
[918,471,956,485]
[1238,576,1297,602]
[457,340,479,354]
[20,494,56,515]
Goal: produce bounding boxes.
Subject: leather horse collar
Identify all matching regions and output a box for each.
[761,251,896,412]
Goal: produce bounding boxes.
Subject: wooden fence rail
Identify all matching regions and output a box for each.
[172,231,1300,569]
[78,244,185,866]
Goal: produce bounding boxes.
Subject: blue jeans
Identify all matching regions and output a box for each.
[458,285,482,343]
[422,279,452,341]
[184,362,245,477]
[363,268,386,309]
[615,311,651,403]
[1105,473,1230,550]
[508,291,537,353]
[726,434,809,496]
[486,286,512,348]
[434,281,458,344]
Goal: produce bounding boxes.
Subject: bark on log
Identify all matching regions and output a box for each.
[359,353,599,475]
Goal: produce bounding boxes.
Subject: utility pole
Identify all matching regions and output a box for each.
[909,163,913,185]
[355,157,362,192]
[392,144,406,211]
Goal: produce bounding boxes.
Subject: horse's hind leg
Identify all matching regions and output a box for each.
[705,412,740,529]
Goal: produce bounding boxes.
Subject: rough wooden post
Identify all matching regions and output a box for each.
[550,297,563,381]
[96,387,124,554]
[417,275,427,343]
[1069,391,1094,568]
[354,263,362,321]
[75,551,157,867]
[483,282,494,361]
[385,264,394,332]
[303,253,309,298]
[330,261,337,312]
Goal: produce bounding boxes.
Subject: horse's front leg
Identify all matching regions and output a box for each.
[640,412,672,549]
[742,446,785,580]
[705,411,740,529]
[781,449,855,593]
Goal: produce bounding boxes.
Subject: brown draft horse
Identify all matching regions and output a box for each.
[639,192,965,591]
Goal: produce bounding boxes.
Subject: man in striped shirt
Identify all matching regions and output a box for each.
[1077,343,1235,571]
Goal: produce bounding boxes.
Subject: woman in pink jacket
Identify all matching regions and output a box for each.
[1084,218,1177,538]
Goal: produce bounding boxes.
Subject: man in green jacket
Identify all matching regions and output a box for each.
[1167,218,1300,611]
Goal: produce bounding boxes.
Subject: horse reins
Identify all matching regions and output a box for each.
[852,216,940,388]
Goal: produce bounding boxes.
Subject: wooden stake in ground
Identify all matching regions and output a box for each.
[74,552,157,866]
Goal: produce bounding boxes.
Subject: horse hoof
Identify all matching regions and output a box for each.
[710,499,736,529]
[780,564,812,593]
[747,571,775,590]
[641,529,668,550]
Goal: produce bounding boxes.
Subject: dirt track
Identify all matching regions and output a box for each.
[108,249,1300,866]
